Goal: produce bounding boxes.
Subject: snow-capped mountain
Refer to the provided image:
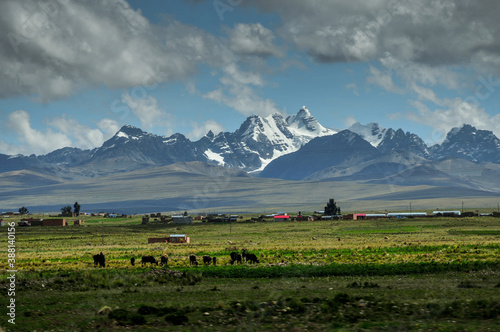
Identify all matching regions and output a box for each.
[349,123,430,158]
[56,107,337,173]
[430,124,500,163]
[348,122,388,147]
[197,107,336,172]
[2,107,500,186]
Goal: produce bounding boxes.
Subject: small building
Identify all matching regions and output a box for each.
[167,234,190,244]
[433,211,461,217]
[20,218,43,226]
[74,220,83,226]
[42,219,66,226]
[387,212,427,218]
[172,215,193,224]
[274,215,290,221]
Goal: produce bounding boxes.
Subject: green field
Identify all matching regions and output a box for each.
[1,215,500,331]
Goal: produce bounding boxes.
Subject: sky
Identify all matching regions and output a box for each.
[1,0,500,156]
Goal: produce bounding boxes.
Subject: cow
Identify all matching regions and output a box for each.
[160,254,168,266]
[242,249,259,264]
[212,257,217,265]
[203,255,212,265]
[93,252,105,267]
[130,257,135,266]
[142,255,158,266]
[230,252,242,265]
[189,254,198,265]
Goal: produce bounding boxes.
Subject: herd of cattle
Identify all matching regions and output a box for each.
[92,249,260,267]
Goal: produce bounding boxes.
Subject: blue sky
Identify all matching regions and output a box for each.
[1,0,499,155]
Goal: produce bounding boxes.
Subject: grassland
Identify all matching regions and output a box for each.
[1,214,500,331]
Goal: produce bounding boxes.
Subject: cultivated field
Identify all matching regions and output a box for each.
[1,215,500,331]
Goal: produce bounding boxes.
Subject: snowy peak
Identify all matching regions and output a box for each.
[286,106,335,137]
[443,124,498,145]
[115,124,146,140]
[348,122,387,147]
[435,124,500,163]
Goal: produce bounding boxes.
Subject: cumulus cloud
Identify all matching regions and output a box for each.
[0,110,120,155]
[366,66,404,94]
[0,0,225,101]
[120,92,169,129]
[229,23,282,57]
[2,110,71,155]
[248,0,500,73]
[408,98,500,144]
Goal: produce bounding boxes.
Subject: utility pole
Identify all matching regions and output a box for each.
[462,201,464,214]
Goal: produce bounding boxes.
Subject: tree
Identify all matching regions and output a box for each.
[73,202,81,216]
[61,206,72,216]
[324,198,341,216]
[19,206,29,215]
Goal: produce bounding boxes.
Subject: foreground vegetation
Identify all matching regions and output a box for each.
[1,214,499,331]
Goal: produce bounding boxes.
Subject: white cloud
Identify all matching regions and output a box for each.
[0,0,226,101]
[204,62,281,117]
[407,98,500,144]
[187,120,224,140]
[344,116,357,127]
[345,83,359,96]
[50,115,105,149]
[97,118,120,137]
[229,23,282,57]
[2,110,71,155]
[0,111,121,155]
[249,0,500,74]
[366,66,404,94]
[121,92,168,129]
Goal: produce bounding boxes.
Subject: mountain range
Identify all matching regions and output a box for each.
[1,106,500,212]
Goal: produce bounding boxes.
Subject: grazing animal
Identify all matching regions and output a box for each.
[212,257,217,265]
[160,254,168,266]
[93,252,105,267]
[312,237,317,240]
[203,255,212,265]
[189,254,198,265]
[230,252,242,265]
[130,257,135,266]
[242,249,259,264]
[141,255,158,266]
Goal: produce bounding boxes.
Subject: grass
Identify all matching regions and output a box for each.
[0,214,499,330]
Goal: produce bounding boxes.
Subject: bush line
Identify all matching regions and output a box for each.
[173,261,500,278]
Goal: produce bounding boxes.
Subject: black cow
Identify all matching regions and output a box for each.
[160,254,168,266]
[142,255,158,266]
[212,257,217,265]
[203,255,212,265]
[230,252,242,265]
[93,252,105,267]
[130,257,135,266]
[242,249,259,264]
[189,255,198,265]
